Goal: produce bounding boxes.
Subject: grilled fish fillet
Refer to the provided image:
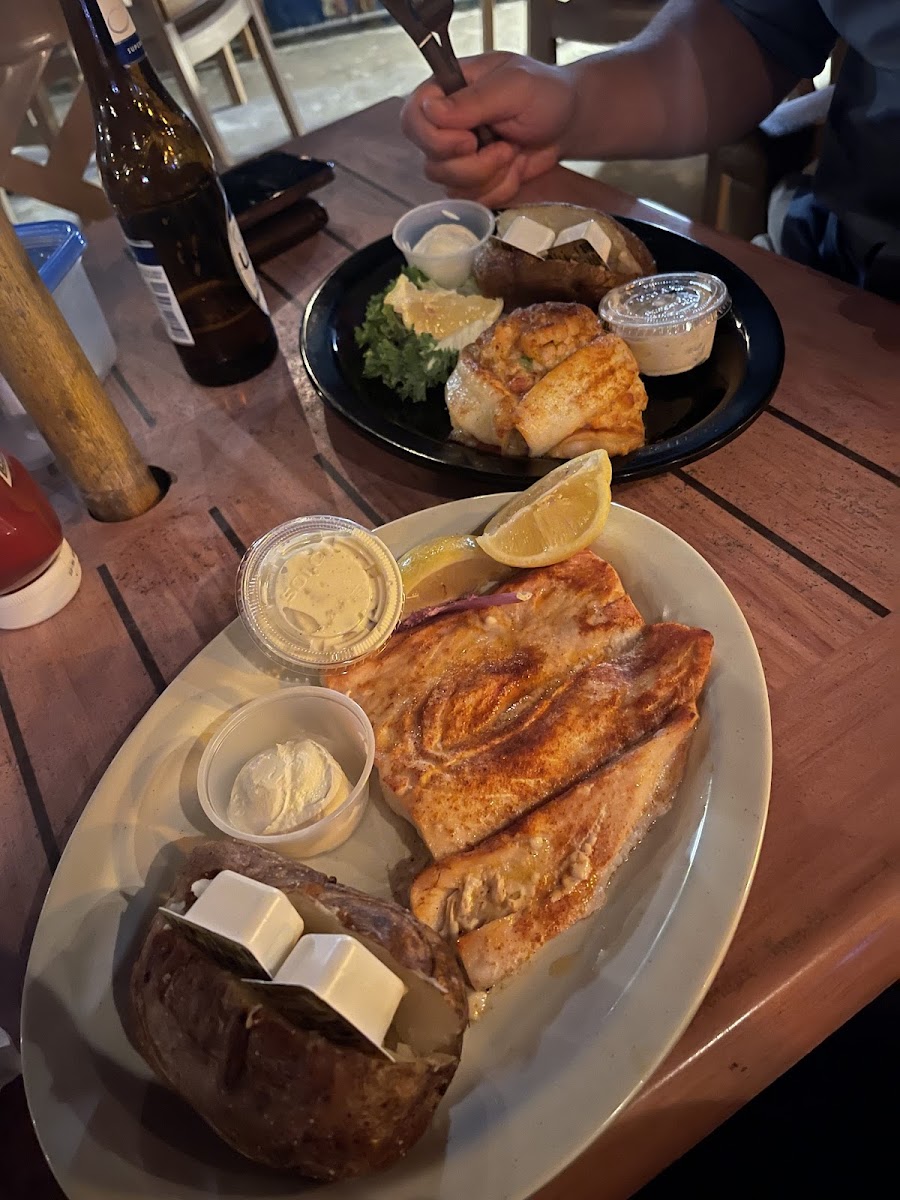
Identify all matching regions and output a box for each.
[411,706,699,990]
[326,551,643,739]
[325,551,712,860]
[505,335,647,458]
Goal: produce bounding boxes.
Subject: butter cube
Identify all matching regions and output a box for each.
[271,933,407,1048]
[502,215,555,257]
[163,870,304,979]
[553,220,612,264]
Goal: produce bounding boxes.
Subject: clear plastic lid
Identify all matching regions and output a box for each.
[599,272,731,339]
[237,516,404,671]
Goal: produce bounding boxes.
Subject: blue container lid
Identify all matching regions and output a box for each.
[14,220,86,293]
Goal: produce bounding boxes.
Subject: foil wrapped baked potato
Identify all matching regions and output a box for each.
[131,840,468,1181]
[473,203,656,310]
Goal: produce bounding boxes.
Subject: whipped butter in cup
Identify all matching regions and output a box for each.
[237,515,403,672]
[197,687,376,857]
[392,199,495,289]
[599,272,731,376]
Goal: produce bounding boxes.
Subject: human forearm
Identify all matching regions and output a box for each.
[560,0,798,160]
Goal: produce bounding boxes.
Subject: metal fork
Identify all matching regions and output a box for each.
[381,0,496,148]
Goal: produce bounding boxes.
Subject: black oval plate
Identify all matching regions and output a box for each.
[300,218,784,484]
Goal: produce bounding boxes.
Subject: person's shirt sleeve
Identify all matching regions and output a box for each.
[719,0,838,80]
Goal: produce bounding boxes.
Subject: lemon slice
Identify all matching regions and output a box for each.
[398,535,513,615]
[384,276,502,349]
[476,451,613,568]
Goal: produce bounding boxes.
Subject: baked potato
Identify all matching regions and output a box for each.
[131,839,468,1181]
[473,203,656,310]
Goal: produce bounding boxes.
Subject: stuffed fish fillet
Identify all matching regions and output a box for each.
[445,303,647,459]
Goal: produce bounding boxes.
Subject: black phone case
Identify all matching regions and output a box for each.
[224,155,334,230]
[242,197,329,264]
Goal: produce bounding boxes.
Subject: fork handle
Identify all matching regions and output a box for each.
[419,39,497,148]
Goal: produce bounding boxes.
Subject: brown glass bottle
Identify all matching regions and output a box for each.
[60,0,278,387]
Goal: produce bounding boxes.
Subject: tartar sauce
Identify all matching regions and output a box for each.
[599,272,731,377]
[276,534,383,651]
[236,516,404,671]
[227,738,351,835]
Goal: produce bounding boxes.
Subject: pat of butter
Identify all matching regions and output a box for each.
[162,870,304,980]
[553,220,612,264]
[246,933,407,1055]
[502,215,555,257]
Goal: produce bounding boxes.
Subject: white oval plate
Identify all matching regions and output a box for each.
[21,498,771,1200]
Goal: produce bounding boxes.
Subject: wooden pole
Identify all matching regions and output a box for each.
[0,206,161,521]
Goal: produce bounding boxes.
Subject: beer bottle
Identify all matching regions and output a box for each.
[60,0,279,387]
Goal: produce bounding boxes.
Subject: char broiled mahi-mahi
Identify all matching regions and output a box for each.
[325,547,712,987]
[410,706,699,989]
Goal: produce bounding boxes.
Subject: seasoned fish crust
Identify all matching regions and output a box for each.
[410,707,699,989]
[325,551,711,860]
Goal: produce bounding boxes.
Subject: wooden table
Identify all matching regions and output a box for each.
[1,99,897,1200]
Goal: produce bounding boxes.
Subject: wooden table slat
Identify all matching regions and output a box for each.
[619,474,883,692]
[685,414,896,609]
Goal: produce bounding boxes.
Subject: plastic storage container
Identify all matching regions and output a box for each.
[0,222,117,430]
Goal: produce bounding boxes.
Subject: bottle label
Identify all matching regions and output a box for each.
[0,453,11,489]
[227,211,270,315]
[89,0,145,66]
[126,240,195,346]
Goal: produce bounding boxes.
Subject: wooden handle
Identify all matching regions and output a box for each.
[419,38,497,150]
[0,207,161,521]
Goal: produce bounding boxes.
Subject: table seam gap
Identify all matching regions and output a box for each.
[673,470,890,618]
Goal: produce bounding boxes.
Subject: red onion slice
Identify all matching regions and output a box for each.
[397,590,531,634]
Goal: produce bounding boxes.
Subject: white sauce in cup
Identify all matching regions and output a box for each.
[599,272,731,376]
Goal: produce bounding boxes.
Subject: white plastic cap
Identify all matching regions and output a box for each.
[0,540,81,630]
[164,869,305,979]
[273,933,407,1048]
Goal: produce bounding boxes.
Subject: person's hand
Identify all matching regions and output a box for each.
[400,53,577,206]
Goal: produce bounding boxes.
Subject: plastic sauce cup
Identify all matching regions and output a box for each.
[599,272,731,376]
[197,687,376,857]
[392,199,495,289]
[237,515,403,675]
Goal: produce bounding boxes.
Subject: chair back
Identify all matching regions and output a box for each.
[0,0,70,66]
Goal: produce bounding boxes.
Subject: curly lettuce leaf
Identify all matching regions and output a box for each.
[354,269,458,404]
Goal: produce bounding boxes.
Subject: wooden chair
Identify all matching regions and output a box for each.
[131,0,304,167]
[0,0,110,223]
[481,1,494,51]
[527,0,663,63]
[702,44,845,237]
[701,84,832,238]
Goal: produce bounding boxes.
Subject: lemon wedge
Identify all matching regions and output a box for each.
[384,276,502,351]
[476,451,613,568]
[398,535,513,616]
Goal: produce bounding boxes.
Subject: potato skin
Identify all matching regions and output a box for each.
[474,204,656,310]
[131,840,467,1181]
